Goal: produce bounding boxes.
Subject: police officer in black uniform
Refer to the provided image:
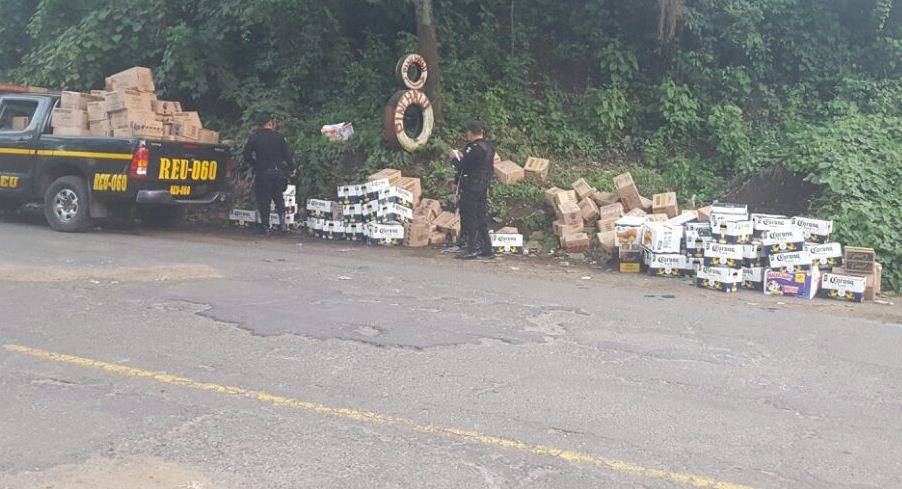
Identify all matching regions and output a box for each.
[243,114,296,235]
[450,120,495,260]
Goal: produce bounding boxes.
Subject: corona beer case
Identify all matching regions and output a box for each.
[760,228,806,255]
[763,268,820,299]
[342,204,366,223]
[742,267,765,290]
[751,213,792,238]
[490,233,525,254]
[703,242,744,269]
[818,273,866,302]
[306,199,335,218]
[695,266,742,292]
[768,250,813,273]
[804,242,843,270]
[646,253,691,277]
[639,222,683,253]
[375,202,413,224]
[377,187,415,208]
[366,223,405,246]
[708,203,748,226]
[742,243,767,267]
[337,184,365,204]
[364,178,392,201]
[713,220,753,244]
[791,216,833,243]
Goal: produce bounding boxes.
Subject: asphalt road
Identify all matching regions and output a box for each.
[1,215,900,489]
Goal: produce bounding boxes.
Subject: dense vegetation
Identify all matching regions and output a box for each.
[0,0,899,289]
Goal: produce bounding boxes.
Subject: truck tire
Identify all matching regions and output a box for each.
[139,205,184,228]
[384,89,434,152]
[44,176,92,232]
[395,54,428,90]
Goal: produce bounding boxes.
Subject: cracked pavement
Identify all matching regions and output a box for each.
[1,217,901,489]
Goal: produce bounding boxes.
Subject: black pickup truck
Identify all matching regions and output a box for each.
[0,86,232,231]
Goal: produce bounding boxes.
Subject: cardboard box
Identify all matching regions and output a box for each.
[703,242,744,269]
[171,120,201,141]
[556,201,582,226]
[151,100,183,115]
[112,119,164,139]
[695,266,742,293]
[109,109,156,130]
[366,223,406,246]
[198,129,220,144]
[524,157,550,180]
[377,187,415,208]
[640,222,682,253]
[591,206,621,227]
[364,178,391,200]
[51,108,88,128]
[647,213,668,222]
[842,246,876,274]
[52,127,90,137]
[10,116,30,131]
[613,172,642,210]
[414,199,442,222]
[652,192,678,218]
[60,91,98,110]
[591,191,618,206]
[398,177,422,206]
[173,111,203,127]
[577,197,599,221]
[625,207,647,218]
[554,190,578,208]
[697,206,712,221]
[833,263,882,300]
[306,199,335,218]
[433,211,461,234]
[88,120,112,137]
[544,187,565,207]
[596,218,616,233]
[664,210,698,227]
[337,184,365,205]
[104,89,154,113]
[646,253,691,277]
[791,216,833,243]
[86,101,107,122]
[596,231,616,254]
[760,229,806,255]
[639,195,653,211]
[572,178,597,200]
[818,273,866,302]
[804,242,843,270]
[368,168,402,186]
[713,220,753,244]
[429,231,447,246]
[494,160,525,184]
[561,232,590,252]
[106,67,156,92]
[553,220,583,237]
[497,226,519,234]
[376,202,413,223]
[768,250,813,273]
[764,268,820,299]
[405,220,432,247]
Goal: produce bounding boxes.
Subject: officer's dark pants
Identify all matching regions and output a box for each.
[255,168,285,228]
[459,187,492,253]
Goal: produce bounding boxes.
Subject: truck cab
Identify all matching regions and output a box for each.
[0,88,232,231]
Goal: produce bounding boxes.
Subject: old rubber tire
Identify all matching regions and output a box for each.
[384,89,435,152]
[394,54,429,90]
[44,175,92,232]
[139,205,184,228]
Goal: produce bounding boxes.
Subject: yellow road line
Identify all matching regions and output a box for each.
[36,149,132,160]
[0,147,36,156]
[3,343,753,489]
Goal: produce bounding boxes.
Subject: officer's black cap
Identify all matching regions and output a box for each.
[466,120,487,135]
[253,112,273,127]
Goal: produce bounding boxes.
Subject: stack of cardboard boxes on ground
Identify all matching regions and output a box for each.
[50,67,219,144]
[546,176,623,254]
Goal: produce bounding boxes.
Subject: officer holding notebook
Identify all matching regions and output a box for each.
[449,120,495,260]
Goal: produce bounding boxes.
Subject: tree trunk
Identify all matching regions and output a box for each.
[414,0,444,125]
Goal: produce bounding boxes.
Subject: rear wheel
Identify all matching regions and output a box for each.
[139,205,184,228]
[44,176,92,232]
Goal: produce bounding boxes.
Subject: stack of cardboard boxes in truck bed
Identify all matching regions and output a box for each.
[51,67,219,144]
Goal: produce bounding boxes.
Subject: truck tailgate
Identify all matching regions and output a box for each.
[145,140,231,200]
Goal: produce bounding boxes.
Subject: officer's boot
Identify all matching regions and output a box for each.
[278,213,289,234]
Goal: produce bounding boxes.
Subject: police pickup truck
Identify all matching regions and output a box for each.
[0,85,232,231]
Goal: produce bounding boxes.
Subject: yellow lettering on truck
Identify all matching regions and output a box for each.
[159,158,171,180]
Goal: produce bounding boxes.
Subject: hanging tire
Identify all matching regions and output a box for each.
[395,54,428,90]
[384,89,435,152]
[43,175,92,232]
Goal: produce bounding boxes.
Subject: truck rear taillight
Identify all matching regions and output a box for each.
[128,146,149,179]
